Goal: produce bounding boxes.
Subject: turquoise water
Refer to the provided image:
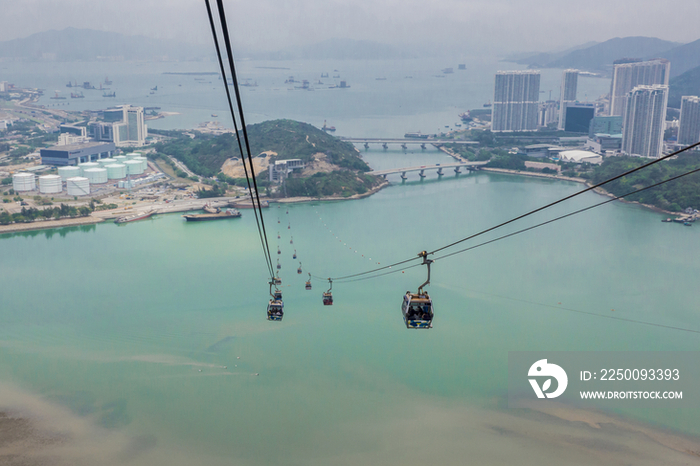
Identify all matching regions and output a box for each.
[1,171,699,464]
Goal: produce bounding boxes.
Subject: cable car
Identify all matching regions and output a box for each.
[278,219,280,224]
[287,223,291,230]
[277,247,281,255]
[305,273,312,290]
[273,276,282,285]
[277,232,280,239]
[293,250,297,259]
[297,262,302,274]
[401,251,434,329]
[290,236,293,244]
[267,281,284,321]
[277,259,281,270]
[286,210,289,214]
[322,278,333,305]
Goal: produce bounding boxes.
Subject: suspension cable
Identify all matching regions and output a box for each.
[204,0,274,278]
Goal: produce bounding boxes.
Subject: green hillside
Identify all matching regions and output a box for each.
[668,65,700,108]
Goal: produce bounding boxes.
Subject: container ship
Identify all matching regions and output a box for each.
[114,209,157,224]
[183,208,241,221]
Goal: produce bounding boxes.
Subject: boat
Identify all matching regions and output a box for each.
[211,114,218,117]
[404,132,429,139]
[115,209,157,224]
[684,222,692,226]
[183,208,241,221]
[458,111,472,122]
[442,67,454,74]
[322,120,336,132]
[233,200,269,209]
[483,101,492,108]
[70,92,84,98]
[103,91,116,97]
[375,77,387,81]
[50,91,66,100]
[662,218,672,222]
[105,77,112,85]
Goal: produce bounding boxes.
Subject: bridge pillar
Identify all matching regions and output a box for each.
[364,142,369,150]
[382,143,388,150]
[454,166,462,174]
[401,143,407,150]
[420,143,426,150]
[419,169,425,178]
[437,168,443,176]
[400,172,407,180]
[382,174,387,179]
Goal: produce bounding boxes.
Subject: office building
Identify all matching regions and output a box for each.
[589,116,623,138]
[609,59,670,116]
[269,159,305,183]
[621,85,668,158]
[562,103,595,133]
[40,141,116,166]
[677,96,700,146]
[558,69,578,130]
[88,105,147,147]
[492,71,540,132]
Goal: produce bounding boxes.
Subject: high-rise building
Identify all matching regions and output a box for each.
[677,96,700,146]
[538,100,558,127]
[492,71,540,132]
[558,69,578,130]
[609,59,670,116]
[88,105,147,147]
[621,85,668,158]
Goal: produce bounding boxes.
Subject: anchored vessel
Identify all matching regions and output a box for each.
[115,209,157,224]
[183,208,241,221]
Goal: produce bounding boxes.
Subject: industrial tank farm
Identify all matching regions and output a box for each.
[66,177,90,196]
[12,173,36,192]
[38,174,62,194]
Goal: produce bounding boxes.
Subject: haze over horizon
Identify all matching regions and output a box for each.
[3,0,700,55]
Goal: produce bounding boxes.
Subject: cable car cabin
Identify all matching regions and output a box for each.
[277,248,281,255]
[401,292,433,329]
[273,277,282,285]
[267,300,284,321]
[305,280,312,290]
[273,289,282,301]
[322,291,333,305]
[293,251,297,259]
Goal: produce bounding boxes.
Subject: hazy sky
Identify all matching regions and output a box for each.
[3,0,700,53]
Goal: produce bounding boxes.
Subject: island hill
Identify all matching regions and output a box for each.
[153,119,382,198]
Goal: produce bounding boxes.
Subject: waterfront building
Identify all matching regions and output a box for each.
[609,59,670,116]
[538,100,558,127]
[492,71,540,132]
[269,159,305,183]
[586,134,622,154]
[562,102,595,133]
[621,85,668,158]
[677,96,700,146]
[558,69,579,130]
[0,81,8,92]
[88,105,147,147]
[589,116,623,138]
[40,141,116,166]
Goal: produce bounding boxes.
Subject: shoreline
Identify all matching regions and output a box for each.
[480,167,678,216]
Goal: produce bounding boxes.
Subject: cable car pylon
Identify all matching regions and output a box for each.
[401,251,434,329]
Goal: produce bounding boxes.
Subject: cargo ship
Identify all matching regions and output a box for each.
[114,209,157,224]
[183,208,241,221]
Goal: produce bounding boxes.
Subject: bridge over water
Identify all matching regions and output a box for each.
[369,161,487,179]
[340,137,479,150]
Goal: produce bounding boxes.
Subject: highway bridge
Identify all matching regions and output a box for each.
[369,161,487,179]
[339,137,479,150]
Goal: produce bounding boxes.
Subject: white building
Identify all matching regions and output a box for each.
[558,69,579,130]
[0,81,8,92]
[538,101,558,127]
[621,85,668,158]
[609,59,670,117]
[559,150,603,164]
[677,96,700,146]
[492,71,540,132]
[89,105,147,147]
[269,159,305,183]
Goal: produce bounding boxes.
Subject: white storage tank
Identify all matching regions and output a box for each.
[83,167,108,184]
[38,174,63,194]
[124,160,144,175]
[78,162,99,175]
[99,158,117,167]
[134,157,148,171]
[66,177,90,196]
[125,152,140,160]
[106,163,126,180]
[57,166,81,181]
[114,155,128,163]
[12,173,36,192]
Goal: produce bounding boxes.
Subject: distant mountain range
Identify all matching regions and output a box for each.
[0,28,212,61]
[243,38,423,60]
[669,65,700,108]
[504,36,700,75]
